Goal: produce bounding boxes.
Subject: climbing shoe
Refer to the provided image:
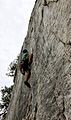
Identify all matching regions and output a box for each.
[24,81,31,88]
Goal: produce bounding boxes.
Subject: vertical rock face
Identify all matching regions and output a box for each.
[6,0,71,120]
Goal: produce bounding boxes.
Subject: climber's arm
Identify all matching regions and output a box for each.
[29,53,33,65]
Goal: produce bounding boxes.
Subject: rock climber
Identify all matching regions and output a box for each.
[19,48,33,88]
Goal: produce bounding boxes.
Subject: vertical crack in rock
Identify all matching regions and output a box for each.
[40,8,44,25]
[33,103,38,120]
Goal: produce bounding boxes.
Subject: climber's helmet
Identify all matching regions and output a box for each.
[23,48,28,53]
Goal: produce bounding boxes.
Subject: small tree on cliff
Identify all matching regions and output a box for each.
[0,85,13,120]
[0,56,19,120]
[6,56,19,77]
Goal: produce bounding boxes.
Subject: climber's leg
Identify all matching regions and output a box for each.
[24,70,31,88]
[25,70,31,81]
[24,80,31,88]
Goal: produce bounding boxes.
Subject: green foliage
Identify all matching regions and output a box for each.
[0,85,13,120]
[0,55,19,119]
[6,56,19,77]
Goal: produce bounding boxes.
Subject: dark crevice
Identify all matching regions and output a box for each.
[33,103,38,120]
[40,8,44,26]
[43,36,46,44]
[67,41,71,45]
[43,0,48,6]
[42,8,44,18]
[62,96,65,113]
[31,27,33,33]
[43,0,59,7]
[47,0,59,7]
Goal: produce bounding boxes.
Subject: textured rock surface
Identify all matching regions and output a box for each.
[6,0,71,120]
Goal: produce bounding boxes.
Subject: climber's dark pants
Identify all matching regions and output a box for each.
[23,61,31,81]
[19,53,33,81]
[19,60,31,81]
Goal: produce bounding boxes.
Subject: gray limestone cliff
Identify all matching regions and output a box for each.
[6,0,71,120]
